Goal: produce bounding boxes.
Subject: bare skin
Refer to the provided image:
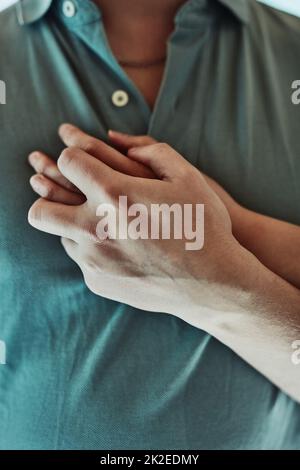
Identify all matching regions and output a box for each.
[29,129,300,290]
[26,1,300,401]
[94,0,186,108]
[28,124,300,402]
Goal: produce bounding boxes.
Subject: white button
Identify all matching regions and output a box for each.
[62,1,76,18]
[112,90,129,107]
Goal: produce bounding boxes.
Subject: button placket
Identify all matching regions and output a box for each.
[62,0,77,18]
[112,90,129,108]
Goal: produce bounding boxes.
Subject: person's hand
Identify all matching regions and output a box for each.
[28,126,155,205]
[31,125,300,290]
[28,125,242,223]
[27,132,255,319]
[27,125,300,403]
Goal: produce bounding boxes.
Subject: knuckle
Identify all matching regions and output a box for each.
[58,147,76,169]
[82,221,99,243]
[82,255,100,273]
[84,173,103,197]
[182,167,196,183]
[153,142,170,154]
[44,183,55,200]
[82,138,97,155]
[83,272,99,294]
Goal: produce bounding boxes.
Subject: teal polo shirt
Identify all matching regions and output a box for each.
[0,0,300,450]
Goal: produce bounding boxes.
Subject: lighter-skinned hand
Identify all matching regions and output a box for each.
[28,124,254,320]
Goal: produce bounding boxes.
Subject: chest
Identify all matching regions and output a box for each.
[122,64,166,111]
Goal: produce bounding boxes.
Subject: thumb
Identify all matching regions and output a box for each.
[127,143,187,180]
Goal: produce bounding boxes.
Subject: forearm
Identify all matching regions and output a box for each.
[180,244,300,403]
[233,208,300,289]
[205,175,300,289]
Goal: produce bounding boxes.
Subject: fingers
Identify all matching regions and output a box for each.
[28,198,81,240]
[28,151,80,193]
[61,237,78,262]
[59,123,155,179]
[57,146,115,198]
[108,130,156,151]
[127,143,189,180]
[30,174,86,205]
[59,123,108,154]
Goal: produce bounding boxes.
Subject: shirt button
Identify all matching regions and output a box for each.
[112,90,129,108]
[62,0,77,18]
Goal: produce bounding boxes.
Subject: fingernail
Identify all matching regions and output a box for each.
[28,152,40,164]
[59,123,73,135]
[30,175,47,196]
[108,129,126,137]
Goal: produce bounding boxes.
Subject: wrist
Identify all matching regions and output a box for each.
[175,240,257,323]
[182,240,300,333]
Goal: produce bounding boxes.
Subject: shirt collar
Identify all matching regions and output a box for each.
[219,0,250,24]
[16,0,53,25]
[15,0,250,26]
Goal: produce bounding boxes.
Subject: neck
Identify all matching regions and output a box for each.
[94,0,187,17]
[93,0,187,62]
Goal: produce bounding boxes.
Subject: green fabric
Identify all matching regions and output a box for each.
[0,0,299,450]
